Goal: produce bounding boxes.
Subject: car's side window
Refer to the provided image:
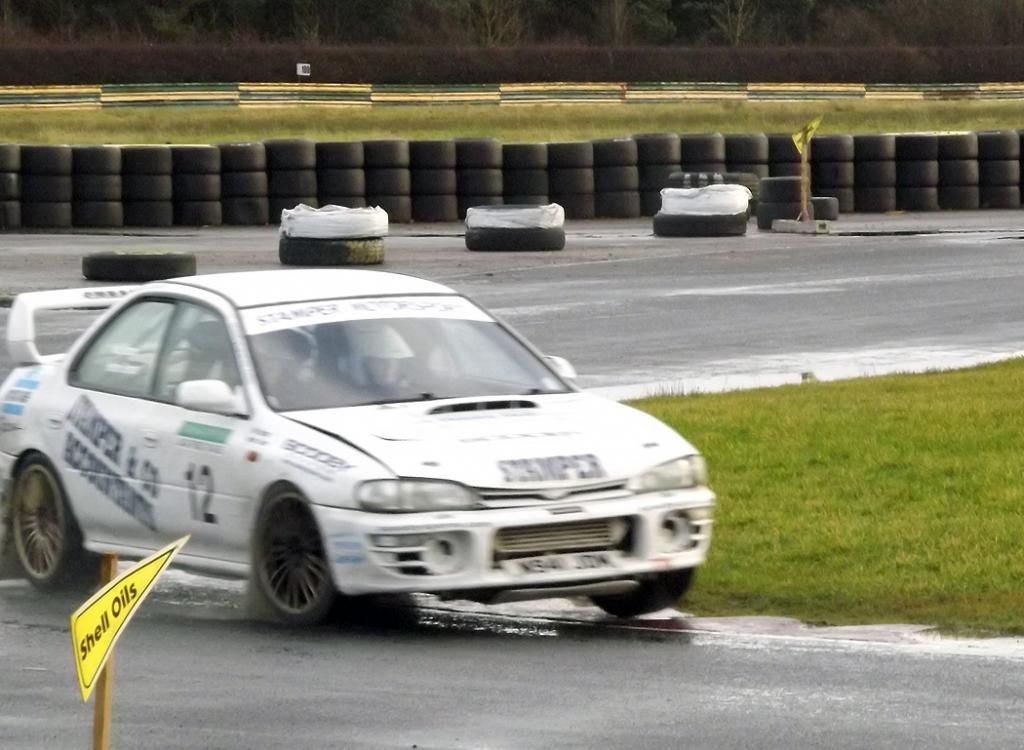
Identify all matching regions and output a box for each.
[153,303,242,402]
[71,299,176,396]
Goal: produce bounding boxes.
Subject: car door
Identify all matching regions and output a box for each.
[143,301,254,563]
[60,297,178,551]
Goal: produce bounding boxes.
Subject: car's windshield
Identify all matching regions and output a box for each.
[243,296,569,410]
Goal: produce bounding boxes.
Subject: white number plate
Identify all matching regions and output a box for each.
[502,551,620,576]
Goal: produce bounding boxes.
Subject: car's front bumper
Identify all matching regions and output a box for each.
[312,486,714,597]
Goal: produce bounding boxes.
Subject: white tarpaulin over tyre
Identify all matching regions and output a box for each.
[659,185,751,216]
[280,203,389,238]
[465,203,565,230]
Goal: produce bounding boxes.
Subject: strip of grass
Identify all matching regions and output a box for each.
[4,100,1024,144]
[632,358,1024,636]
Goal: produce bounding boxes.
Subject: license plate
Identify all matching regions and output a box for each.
[502,551,620,576]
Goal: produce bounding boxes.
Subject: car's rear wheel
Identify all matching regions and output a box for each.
[253,487,336,626]
[590,568,695,618]
[12,455,99,590]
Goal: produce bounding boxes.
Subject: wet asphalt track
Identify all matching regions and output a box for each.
[3,213,1024,748]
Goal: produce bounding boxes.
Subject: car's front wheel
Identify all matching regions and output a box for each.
[590,568,695,618]
[12,454,100,590]
[252,486,337,626]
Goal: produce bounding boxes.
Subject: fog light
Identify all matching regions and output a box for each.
[422,533,466,576]
[659,511,694,553]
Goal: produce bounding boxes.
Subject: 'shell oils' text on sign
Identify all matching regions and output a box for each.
[78,582,138,662]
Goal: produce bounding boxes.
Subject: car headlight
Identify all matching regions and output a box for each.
[627,456,708,493]
[356,479,480,513]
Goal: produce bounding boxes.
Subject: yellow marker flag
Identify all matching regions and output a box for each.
[792,116,823,155]
[70,536,189,702]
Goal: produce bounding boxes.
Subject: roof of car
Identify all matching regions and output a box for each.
[163,269,457,308]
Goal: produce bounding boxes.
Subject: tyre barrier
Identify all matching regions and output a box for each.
[172,145,222,226]
[82,251,197,282]
[654,184,750,237]
[278,204,387,266]
[317,141,366,209]
[464,204,566,252]
[547,141,595,219]
[593,138,640,218]
[456,138,503,219]
[768,133,802,178]
[503,142,549,206]
[653,211,748,237]
[21,145,72,228]
[977,131,1021,209]
[811,196,840,221]
[725,133,770,179]
[810,134,854,213]
[265,138,317,224]
[122,145,173,227]
[756,201,813,230]
[938,133,980,210]
[853,134,896,213]
[410,139,458,222]
[220,142,270,225]
[680,133,726,175]
[3,130,1024,232]
[0,143,19,230]
[634,133,681,217]
[895,134,939,212]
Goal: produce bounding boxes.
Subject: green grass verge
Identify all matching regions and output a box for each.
[633,358,1024,636]
[6,100,1024,144]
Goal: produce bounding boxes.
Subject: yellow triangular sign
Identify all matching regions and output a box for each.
[792,116,823,155]
[70,536,189,702]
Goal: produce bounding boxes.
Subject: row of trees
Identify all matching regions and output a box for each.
[2,0,1024,47]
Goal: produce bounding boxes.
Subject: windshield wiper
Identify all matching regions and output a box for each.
[355,393,437,406]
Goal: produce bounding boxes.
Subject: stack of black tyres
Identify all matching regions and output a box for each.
[938,133,979,210]
[220,142,269,225]
[172,146,222,226]
[316,141,365,209]
[456,138,503,219]
[725,133,769,211]
[72,146,123,228]
[810,135,854,214]
[592,137,640,218]
[680,134,726,174]
[895,134,940,211]
[757,176,812,230]
[977,131,1020,209]
[21,145,72,229]
[364,139,411,223]
[853,135,897,213]
[547,141,595,219]
[502,143,548,205]
[634,133,681,216]
[122,146,173,227]
[768,134,803,177]
[265,139,317,223]
[0,144,19,230]
[725,133,770,179]
[410,140,458,223]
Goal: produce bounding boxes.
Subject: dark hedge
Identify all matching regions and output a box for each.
[5,44,1024,85]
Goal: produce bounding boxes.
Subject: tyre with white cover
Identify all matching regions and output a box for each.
[279,204,388,266]
[464,204,565,252]
[654,184,751,237]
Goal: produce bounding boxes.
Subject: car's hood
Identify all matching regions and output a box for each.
[284,393,696,487]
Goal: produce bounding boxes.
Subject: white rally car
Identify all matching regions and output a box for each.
[0,270,714,624]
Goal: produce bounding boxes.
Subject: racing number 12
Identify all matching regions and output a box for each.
[185,463,217,524]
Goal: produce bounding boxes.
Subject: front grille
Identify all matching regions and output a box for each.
[494,517,630,559]
[478,480,630,508]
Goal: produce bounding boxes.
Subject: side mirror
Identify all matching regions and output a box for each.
[176,380,247,416]
[544,355,577,382]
